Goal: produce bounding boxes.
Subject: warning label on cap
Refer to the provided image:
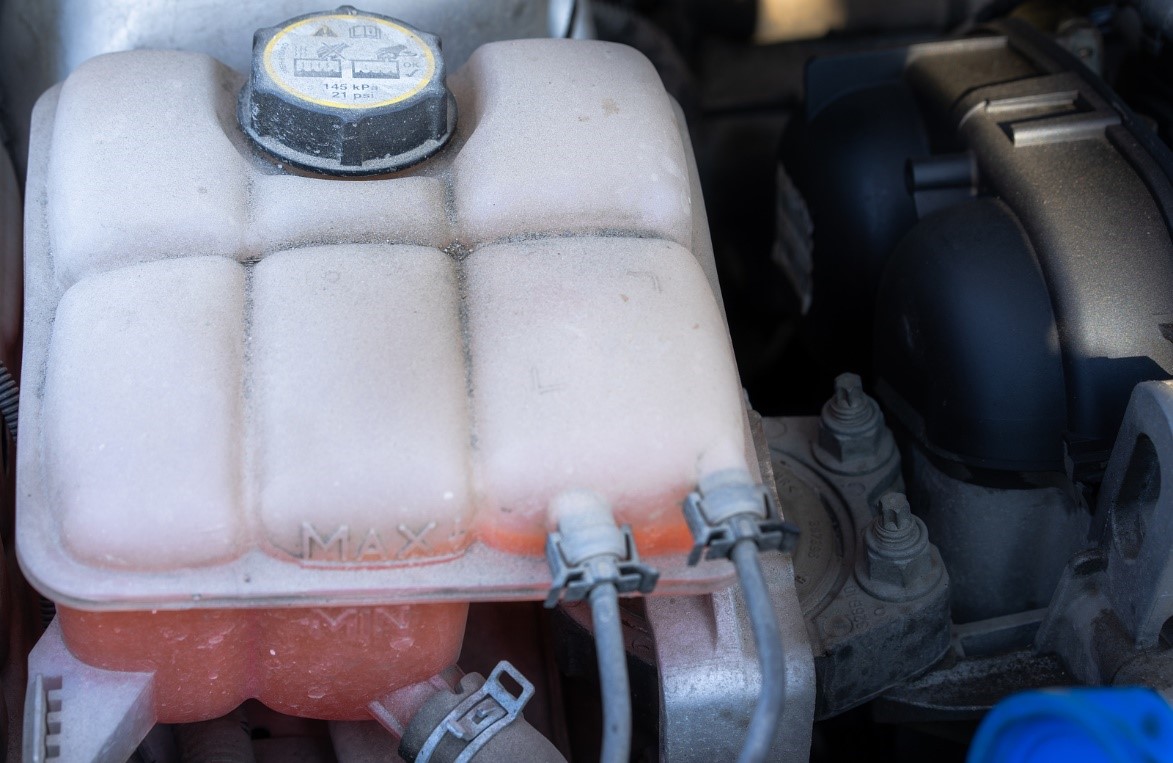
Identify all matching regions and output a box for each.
[263,13,436,109]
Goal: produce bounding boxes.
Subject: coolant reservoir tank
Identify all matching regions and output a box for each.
[239,6,456,175]
[19,9,750,726]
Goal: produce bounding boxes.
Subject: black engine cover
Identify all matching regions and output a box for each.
[791,21,1173,473]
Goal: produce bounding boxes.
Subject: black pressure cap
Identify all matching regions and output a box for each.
[238,6,456,176]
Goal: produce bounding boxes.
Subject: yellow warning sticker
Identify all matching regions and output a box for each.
[263,14,436,110]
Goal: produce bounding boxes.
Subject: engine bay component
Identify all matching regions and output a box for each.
[645,409,815,762]
[765,377,950,718]
[16,9,775,755]
[0,0,596,176]
[20,40,743,610]
[792,23,1173,473]
[396,662,562,763]
[239,7,457,175]
[544,493,656,763]
[546,409,817,761]
[786,19,1173,629]
[1038,380,1173,688]
[682,467,800,763]
[648,562,814,761]
[20,0,1173,759]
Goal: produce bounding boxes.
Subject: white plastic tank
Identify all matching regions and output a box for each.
[18,33,751,723]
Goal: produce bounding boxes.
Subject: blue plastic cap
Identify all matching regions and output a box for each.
[969,688,1173,763]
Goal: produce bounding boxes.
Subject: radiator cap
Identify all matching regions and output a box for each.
[238,6,455,176]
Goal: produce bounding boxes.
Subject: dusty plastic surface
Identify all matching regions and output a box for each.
[451,41,693,245]
[21,39,746,609]
[0,0,596,176]
[25,620,154,762]
[19,39,748,721]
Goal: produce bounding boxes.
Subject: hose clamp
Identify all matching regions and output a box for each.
[414,661,534,763]
[544,524,659,607]
[683,473,800,564]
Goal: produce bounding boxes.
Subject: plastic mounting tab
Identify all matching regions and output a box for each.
[414,661,534,763]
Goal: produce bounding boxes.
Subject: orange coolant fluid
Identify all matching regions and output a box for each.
[57,604,468,723]
[19,37,749,722]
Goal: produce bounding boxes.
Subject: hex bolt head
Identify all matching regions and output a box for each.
[859,492,941,601]
[813,373,896,474]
